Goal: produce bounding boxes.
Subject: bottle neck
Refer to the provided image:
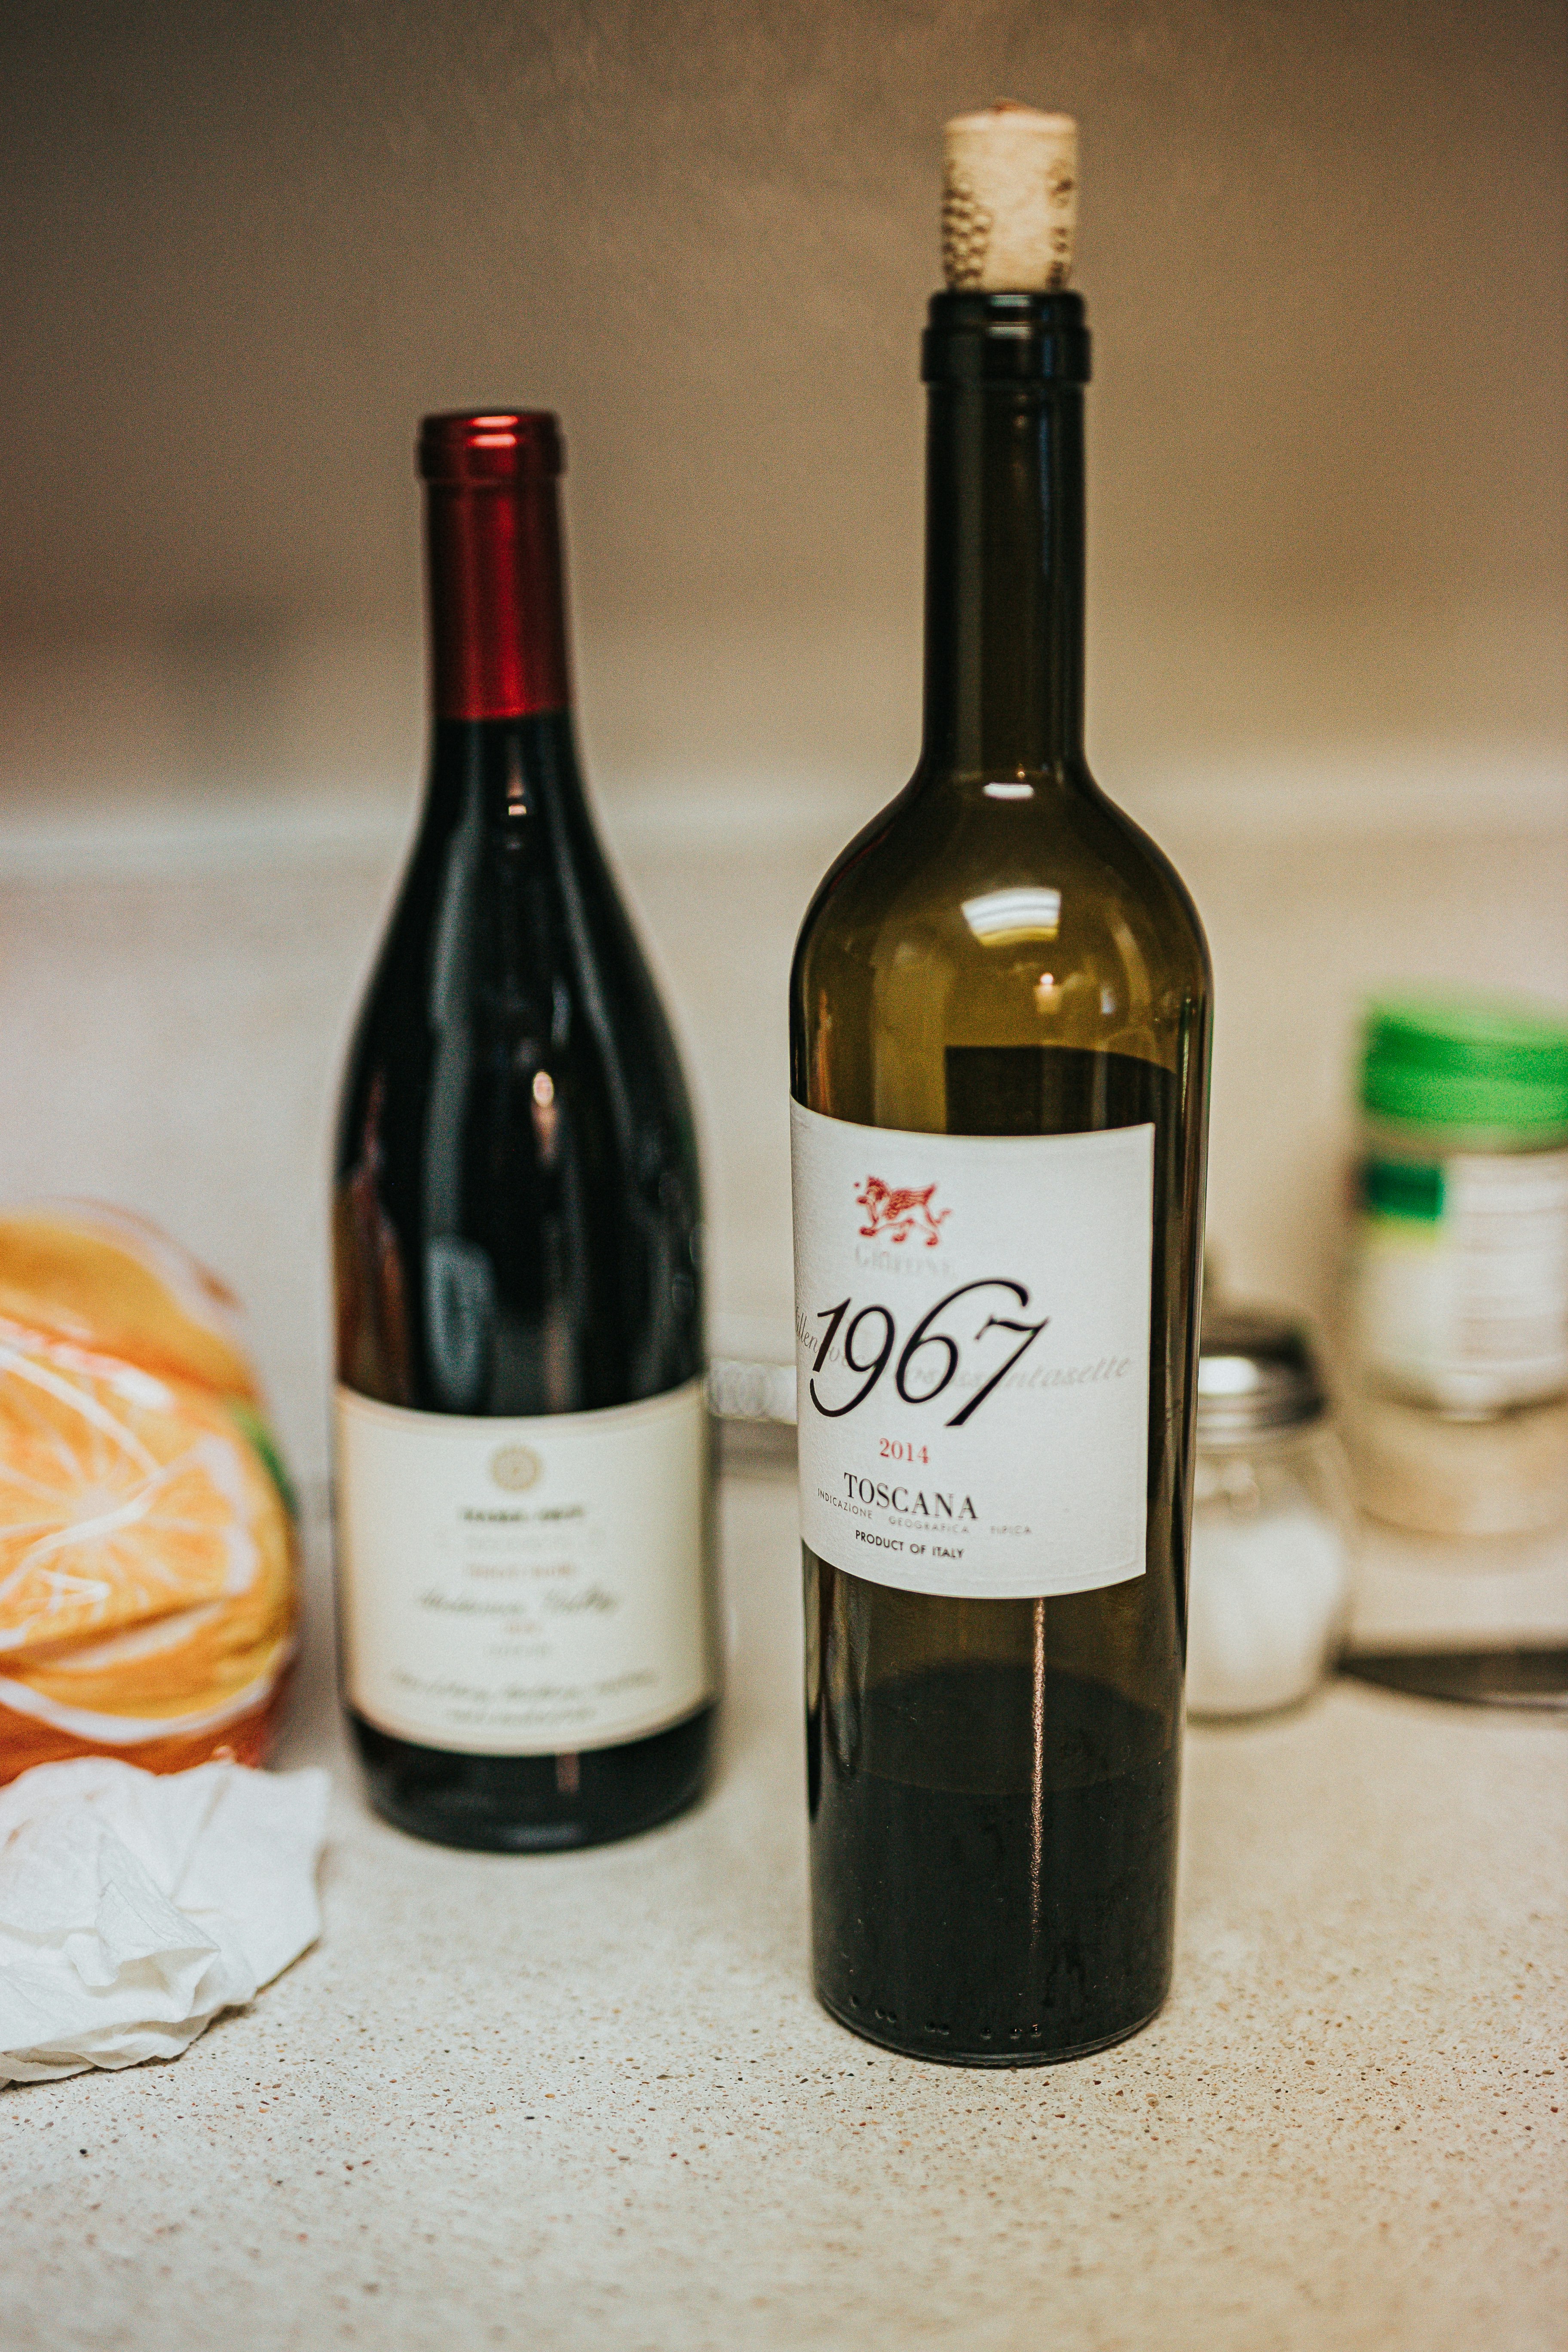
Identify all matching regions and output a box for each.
[424,475,572,722]
[919,291,1090,778]
[410,707,601,866]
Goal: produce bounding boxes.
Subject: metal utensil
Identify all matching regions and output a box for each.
[1339,1644,1568,1713]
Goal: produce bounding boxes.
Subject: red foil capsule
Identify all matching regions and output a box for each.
[417,411,571,721]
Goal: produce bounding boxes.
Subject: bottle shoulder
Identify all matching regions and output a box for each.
[337,750,699,1194]
[794,769,1210,995]
[356,761,683,1048]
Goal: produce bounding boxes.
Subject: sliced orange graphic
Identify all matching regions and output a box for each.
[0,1319,295,1772]
[0,1320,270,1656]
[0,1207,257,1403]
[0,1212,299,1781]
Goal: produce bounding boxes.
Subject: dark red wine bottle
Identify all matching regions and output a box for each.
[332,411,717,1850]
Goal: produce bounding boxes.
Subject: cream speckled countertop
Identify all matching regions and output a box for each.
[4,1474,1564,2352]
[0,808,1564,2346]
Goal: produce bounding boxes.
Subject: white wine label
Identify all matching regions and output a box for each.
[790,1102,1153,1600]
[334,1378,715,1755]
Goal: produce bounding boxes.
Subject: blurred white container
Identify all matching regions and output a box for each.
[1343,993,1568,1537]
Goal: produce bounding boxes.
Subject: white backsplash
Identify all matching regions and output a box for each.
[0,756,1562,1488]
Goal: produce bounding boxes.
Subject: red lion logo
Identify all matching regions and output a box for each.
[855,1176,949,1249]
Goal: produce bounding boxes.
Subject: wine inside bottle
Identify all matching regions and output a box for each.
[333,411,717,1850]
[790,116,1210,2062]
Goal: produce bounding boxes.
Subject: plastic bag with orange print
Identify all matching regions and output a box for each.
[0,1205,298,1783]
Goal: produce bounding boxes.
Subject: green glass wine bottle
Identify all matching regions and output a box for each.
[789,107,1212,2064]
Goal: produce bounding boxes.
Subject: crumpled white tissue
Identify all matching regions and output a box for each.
[0,1757,328,2087]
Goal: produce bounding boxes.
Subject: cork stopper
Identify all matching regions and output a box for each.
[942,104,1078,292]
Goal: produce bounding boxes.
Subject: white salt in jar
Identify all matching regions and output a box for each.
[1186,1305,1357,1719]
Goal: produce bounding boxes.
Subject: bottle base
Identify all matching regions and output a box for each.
[813,1979,1170,2068]
[348,1702,716,1853]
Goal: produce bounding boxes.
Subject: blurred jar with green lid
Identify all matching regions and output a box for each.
[1347,991,1568,1535]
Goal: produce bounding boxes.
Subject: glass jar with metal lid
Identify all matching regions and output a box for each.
[1346,992,1568,1535]
[1186,1302,1357,1719]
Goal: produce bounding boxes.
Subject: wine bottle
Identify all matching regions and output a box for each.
[790,109,1211,2063]
[333,410,717,1850]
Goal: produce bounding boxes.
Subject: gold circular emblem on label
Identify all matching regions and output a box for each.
[489,1444,542,1492]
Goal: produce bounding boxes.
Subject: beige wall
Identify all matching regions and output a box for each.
[0,1,1563,1418]
[0,0,1562,812]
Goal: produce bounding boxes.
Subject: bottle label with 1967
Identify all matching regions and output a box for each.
[789,1101,1153,1601]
